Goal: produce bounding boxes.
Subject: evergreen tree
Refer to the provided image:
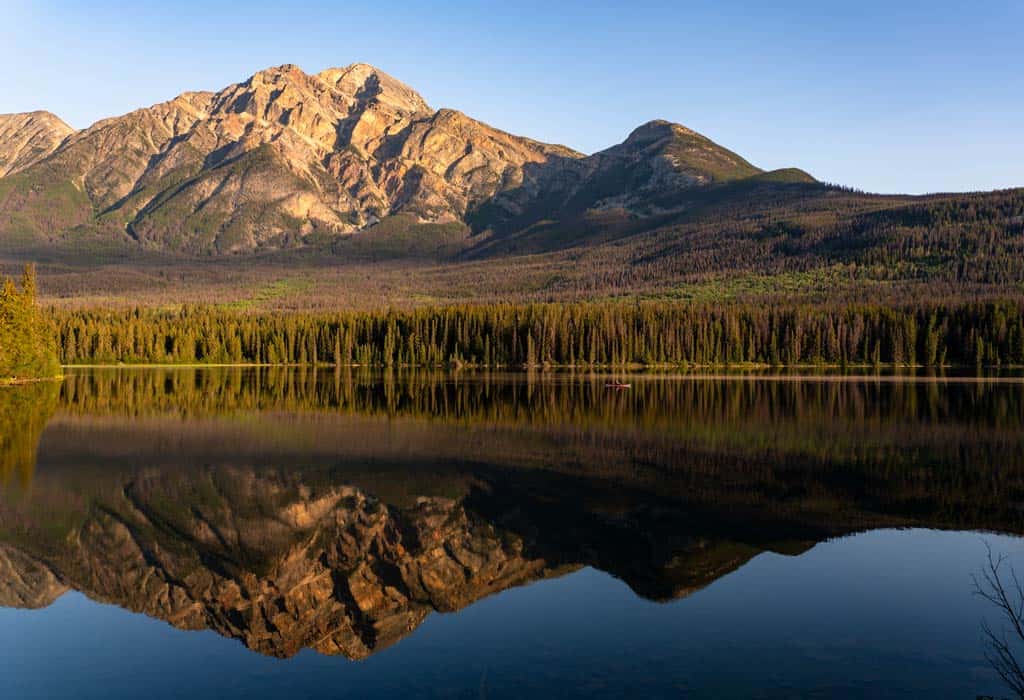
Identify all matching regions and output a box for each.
[0,265,61,380]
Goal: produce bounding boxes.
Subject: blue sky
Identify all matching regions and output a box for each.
[3,0,1021,194]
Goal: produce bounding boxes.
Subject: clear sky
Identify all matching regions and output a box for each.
[3,0,1021,194]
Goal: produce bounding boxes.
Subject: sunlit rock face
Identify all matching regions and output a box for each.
[0,64,584,253]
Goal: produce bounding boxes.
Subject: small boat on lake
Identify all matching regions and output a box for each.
[605,381,632,389]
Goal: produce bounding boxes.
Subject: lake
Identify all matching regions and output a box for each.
[2,367,1024,698]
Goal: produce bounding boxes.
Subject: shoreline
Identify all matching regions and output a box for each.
[52,363,1024,383]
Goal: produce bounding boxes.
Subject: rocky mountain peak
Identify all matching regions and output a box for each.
[622,119,698,146]
[317,62,432,116]
[600,118,761,185]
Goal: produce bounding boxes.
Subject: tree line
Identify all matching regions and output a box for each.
[52,300,1024,368]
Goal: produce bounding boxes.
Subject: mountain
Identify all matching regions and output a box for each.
[0,63,801,255]
[3,62,1019,309]
[0,111,74,177]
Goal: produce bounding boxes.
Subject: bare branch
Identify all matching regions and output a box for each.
[975,541,1024,699]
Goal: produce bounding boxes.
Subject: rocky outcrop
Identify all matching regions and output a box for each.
[0,111,75,177]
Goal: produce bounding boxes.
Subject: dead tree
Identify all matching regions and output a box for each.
[974,542,1024,699]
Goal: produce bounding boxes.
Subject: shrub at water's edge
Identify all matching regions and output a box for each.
[0,264,61,382]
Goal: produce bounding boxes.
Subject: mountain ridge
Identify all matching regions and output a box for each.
[0,62,798,255]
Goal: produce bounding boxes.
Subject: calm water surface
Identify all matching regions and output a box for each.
[2,368,1024,698]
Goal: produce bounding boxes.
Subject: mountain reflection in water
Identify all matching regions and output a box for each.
[1,367,1024,665]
